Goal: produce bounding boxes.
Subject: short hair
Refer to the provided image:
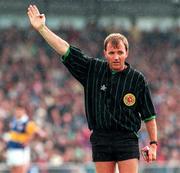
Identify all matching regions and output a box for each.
[14,102,26,110]
[104,33,129,52]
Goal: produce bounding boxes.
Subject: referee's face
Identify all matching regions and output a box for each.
[104,40,128,71]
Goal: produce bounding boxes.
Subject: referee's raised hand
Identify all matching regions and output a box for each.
[27,4,46,31]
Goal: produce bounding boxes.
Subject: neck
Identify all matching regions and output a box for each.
[111,64,127,72]
[122,64,127,71]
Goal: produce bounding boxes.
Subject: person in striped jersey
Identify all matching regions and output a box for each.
[27,5,158,173]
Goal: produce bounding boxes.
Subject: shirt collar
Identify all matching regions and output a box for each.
[109,62,130,75]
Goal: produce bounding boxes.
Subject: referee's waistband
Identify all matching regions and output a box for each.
[92,128,133,134]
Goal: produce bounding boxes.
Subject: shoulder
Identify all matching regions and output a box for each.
[92,57,106,63]
[26,121,38,133]
[88,56,107,68]
[62,45,91,63]
[131,66,146,80]
[68,46,95,60]
[129,66,148,87]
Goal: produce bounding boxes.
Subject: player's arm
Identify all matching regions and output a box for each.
[24,121,46,146]
[145,118,158,162]
[27,4,69,56]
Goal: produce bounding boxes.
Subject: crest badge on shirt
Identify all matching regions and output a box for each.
[123,93,136,106]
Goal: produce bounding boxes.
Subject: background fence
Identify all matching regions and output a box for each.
[0,163,180,173]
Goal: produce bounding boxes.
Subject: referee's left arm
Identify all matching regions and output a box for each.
[145,119,157,145]
[137,75,158,162]
[145,118,158,162]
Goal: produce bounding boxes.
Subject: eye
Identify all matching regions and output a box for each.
[108,51,114,55]
[118,51,124,55]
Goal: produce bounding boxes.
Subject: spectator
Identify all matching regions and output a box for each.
[0,18,179,166]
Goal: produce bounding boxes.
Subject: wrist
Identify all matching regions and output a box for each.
[150,144,157,149]
[150,140,158,146]
[38,24,45,33]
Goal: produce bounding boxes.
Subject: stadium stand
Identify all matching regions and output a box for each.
[0,23,179,173]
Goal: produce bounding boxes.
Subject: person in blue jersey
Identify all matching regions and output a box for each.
[27,5,158,173]
[5,103,45,173]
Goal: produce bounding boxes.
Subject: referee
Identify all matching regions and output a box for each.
[27,5,158,173]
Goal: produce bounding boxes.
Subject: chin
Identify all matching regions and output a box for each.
[112,66,121,71]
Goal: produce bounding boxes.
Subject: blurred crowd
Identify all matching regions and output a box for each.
[0,23,179,167]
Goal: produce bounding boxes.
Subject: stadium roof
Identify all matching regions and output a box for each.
[0,0,179,18]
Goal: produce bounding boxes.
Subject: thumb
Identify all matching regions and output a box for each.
[39,14,45,18]
[148,150,153,162]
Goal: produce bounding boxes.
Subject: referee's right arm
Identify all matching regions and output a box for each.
[27,4,69,56]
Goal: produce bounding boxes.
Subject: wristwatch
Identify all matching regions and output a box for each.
[150,141,158,146]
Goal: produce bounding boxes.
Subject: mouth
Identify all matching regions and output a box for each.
[112,62,121,69]
[112,62,120,65]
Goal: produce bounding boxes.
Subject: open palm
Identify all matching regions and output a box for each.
[27,5,46,30]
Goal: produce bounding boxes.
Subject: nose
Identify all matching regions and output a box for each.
[114,55,119,61]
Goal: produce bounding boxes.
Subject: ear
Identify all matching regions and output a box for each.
[125,50,129,59]
[103,49,107,58]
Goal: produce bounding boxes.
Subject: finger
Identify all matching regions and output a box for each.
[28,5,35,16]
[146,156,149,163]
[33,5,40,15]
[148,152,152,162]
[145,157,149,163]
[27,11,33,19]
[152,155,156,161]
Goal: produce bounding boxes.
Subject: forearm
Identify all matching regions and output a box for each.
[38,24,69,55]
[145,118,157,143]
[145,118,158,162]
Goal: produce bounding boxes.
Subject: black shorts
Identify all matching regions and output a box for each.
[90,130,140,162]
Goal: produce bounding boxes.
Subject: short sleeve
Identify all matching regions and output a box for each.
[137,77,156,122]
[61,46,91,85]
[26,121,39,136]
